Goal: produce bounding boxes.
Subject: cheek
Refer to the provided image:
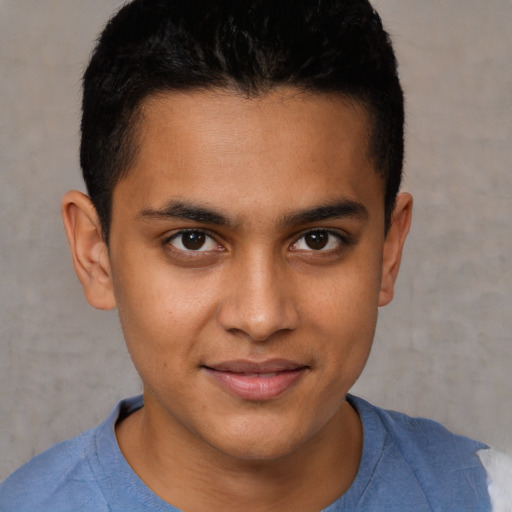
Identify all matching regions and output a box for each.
[112,260,221,363]
[304,262,381,329]
[300,258,381,371]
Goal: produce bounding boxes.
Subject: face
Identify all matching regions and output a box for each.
[105,88,400,461]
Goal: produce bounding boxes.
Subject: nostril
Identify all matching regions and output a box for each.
[218,304,300,342]
[217,264,300,340]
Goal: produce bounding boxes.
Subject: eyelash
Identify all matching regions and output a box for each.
[290,229,353,254]
[164,229,222,253]
[163,228,352,255]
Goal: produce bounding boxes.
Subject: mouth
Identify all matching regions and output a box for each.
[202,359,309,401]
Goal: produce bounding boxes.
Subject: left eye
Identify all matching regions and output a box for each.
[167,230,220,252]
[291,230,342,251]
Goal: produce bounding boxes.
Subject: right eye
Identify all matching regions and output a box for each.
[166,230,221,252]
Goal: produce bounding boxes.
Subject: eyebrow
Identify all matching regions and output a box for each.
[136,198,367,228]
[137,200,231,227]
[280,199,368,226]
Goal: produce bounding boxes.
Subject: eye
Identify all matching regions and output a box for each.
[166,230,220,252]
[290,230,345,252]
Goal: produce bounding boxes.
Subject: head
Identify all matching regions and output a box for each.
[80,0,404,244]
[63,0,412,468]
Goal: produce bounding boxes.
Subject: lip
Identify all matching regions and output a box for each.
[202,359,309,401]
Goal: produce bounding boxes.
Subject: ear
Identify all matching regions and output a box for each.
[61,190,116,310]
[378,192,413,307]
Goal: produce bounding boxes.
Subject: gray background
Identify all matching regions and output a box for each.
[1,0,511,480]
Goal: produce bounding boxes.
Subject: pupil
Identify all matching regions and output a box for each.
[305,231,328,250]
[182,232,205,250]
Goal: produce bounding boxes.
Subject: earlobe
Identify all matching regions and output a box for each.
[61,190,116,310]
[378,192,413,307]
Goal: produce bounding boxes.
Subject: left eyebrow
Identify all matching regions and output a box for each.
[281,199,368,227]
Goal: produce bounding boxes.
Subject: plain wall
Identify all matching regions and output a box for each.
[1,0,511,479]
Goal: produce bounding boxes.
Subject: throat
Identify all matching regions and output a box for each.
[115,398,362,512]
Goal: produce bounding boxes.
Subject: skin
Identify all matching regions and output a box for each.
[62,88,412,512]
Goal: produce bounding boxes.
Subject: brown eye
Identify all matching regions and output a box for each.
[181,231,206,250]
[290,230,347,253]
[168,230,219,252]
[304,231,329,250]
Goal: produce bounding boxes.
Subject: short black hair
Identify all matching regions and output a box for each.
[81,0,404,241]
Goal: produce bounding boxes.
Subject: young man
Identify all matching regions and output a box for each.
[1,0,510,510]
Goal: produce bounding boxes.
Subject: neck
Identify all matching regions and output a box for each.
[116,397,362,512]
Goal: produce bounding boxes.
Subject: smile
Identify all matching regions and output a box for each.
[202,359,309,401]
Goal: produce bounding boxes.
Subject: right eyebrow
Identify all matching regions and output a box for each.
[136,200,232,227]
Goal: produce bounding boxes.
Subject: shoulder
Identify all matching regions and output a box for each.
[0,396,144,512]
[351,395,488,461]
[350,394,489,456]
[0,427,108,512]
[348,395,491,509]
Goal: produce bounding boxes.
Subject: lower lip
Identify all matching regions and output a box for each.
[204,368,306,401]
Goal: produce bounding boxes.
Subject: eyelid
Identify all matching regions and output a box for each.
[164,228,224,253]
[289,228,353,252]
[161,227,353,256]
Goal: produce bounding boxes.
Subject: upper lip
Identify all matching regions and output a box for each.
[203,359,309,373]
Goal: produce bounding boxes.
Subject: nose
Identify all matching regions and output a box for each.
[218,252,300,342]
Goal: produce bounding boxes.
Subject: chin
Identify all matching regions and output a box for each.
[203,417,314,463]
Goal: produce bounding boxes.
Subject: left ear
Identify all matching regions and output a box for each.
[378,192,413,307]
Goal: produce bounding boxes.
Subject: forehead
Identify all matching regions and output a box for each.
[135,88,372,164]
[114,88,383,224]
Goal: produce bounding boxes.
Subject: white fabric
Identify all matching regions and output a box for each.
[478,448,512,512]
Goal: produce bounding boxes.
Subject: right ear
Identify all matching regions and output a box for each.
[61,191,116,310]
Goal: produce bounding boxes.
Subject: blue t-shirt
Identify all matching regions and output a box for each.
[0,395,492,511]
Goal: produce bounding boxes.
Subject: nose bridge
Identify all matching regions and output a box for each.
[218,247,299,341]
